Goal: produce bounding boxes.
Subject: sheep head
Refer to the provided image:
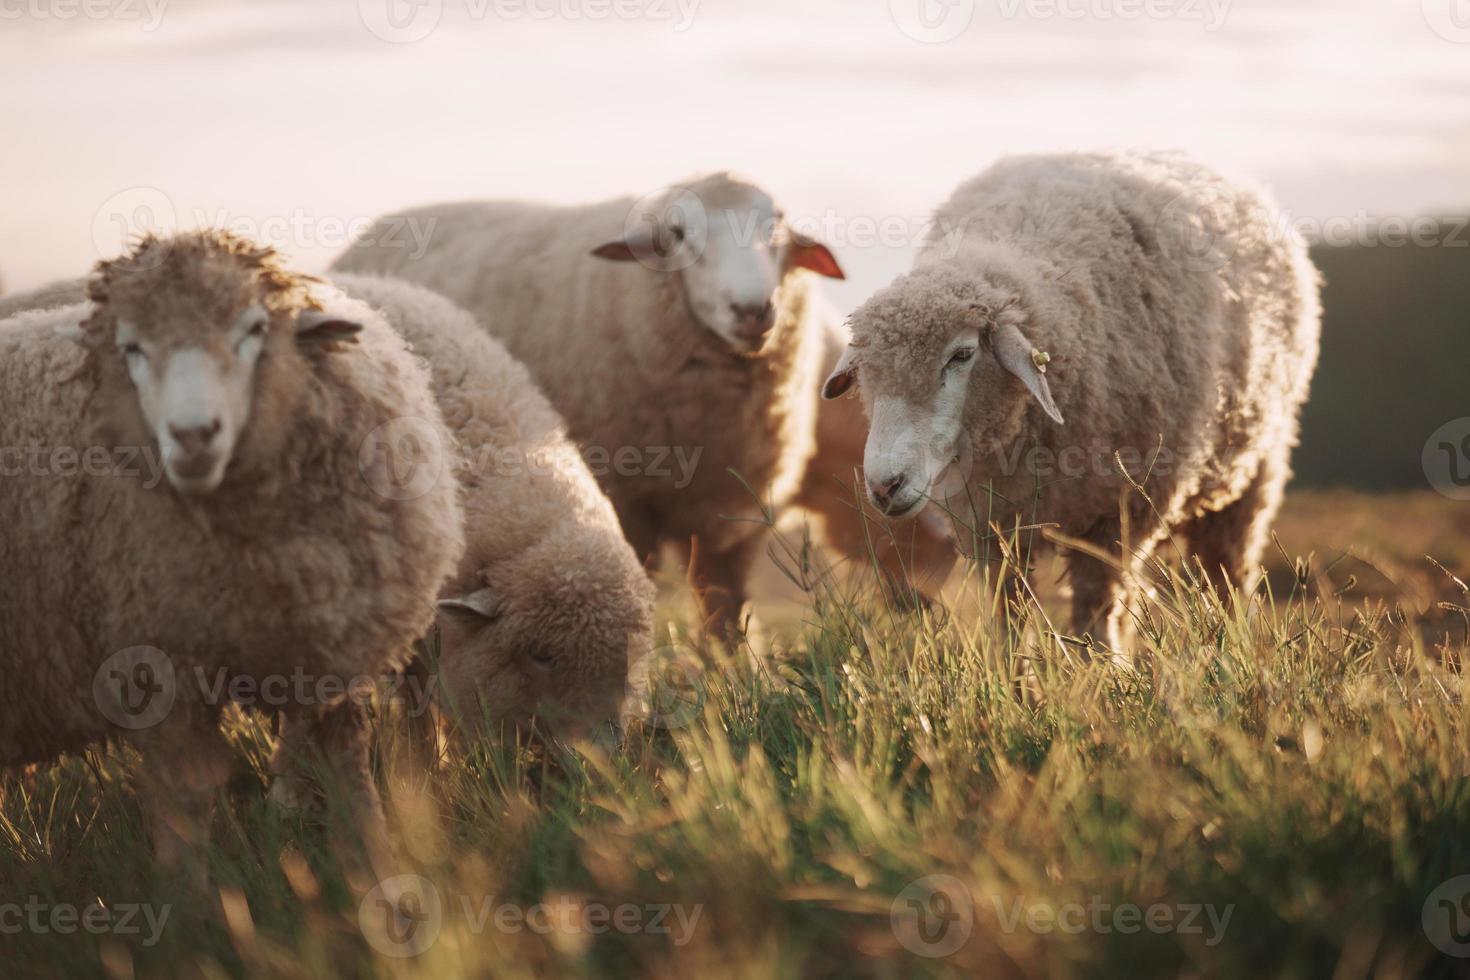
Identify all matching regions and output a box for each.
[823,262,1063,520]
[82,230,362,497]
[433,540,655,749]
[590,172,844,354]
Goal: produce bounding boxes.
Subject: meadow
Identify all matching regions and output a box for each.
[3,487,1469,978]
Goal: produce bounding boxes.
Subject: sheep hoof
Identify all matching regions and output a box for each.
[266,778,309,813]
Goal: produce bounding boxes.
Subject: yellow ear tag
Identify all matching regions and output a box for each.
[1031,348,1051,373]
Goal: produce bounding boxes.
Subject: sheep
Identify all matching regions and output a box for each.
[822,151,1321,648]
[0,276,86,320]
[332,172,846,636]
[269,274,655,800]
[0,231,465,884]
[793,301,958,607]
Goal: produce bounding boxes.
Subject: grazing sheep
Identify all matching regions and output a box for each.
[333,173,846,636]
[823,151,1321,647]
[794,303,958,605]
[0,276,87,320]
[0,232,464,882]
[270,275,654,799]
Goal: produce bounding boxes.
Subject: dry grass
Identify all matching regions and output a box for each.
[4,490,1470,978]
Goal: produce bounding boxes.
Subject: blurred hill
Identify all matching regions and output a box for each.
[1293,229,1470,489]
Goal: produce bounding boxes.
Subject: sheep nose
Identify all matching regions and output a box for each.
[729,300,776,335]
[868,473,907,510]
[169,419,221,456]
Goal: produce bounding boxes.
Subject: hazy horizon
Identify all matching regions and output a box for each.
[3,0,1467,312]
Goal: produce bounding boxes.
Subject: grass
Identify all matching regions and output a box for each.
[4,489,1470,978]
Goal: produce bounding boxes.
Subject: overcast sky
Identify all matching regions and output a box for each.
[2,0,1467,310]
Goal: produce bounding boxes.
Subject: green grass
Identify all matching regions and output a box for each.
[5,493,1470,978]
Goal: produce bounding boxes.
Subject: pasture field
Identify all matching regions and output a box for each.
[4,489,1470,978]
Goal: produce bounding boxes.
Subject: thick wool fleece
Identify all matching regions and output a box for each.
[333,174,825,630]
[844,151,1320,639]
[332,274,655,735]
[0,276,85,320]
[0,234,464,768]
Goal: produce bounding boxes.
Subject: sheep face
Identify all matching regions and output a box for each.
[434,561,653,748]
[109,305,267,495]
[823,269,1063,520]
[592,174,843,353]
[82,232,361,497]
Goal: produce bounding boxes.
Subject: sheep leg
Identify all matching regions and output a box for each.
[138,710,231,893]
[688,533,764,638]
[1064,516,1149,655]
[270,702,395,881]
[1177,449,1289,599]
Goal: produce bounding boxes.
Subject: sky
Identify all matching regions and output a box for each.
[1,0,1467,312]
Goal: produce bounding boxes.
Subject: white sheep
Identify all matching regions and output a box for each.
[0,276,84,320]
[823,151,1321,648]
[269,274,655,797]
[793,300,959,606]
[0,231,465,884]
[332,172,846,636]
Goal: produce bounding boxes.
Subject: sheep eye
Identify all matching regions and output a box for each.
[526,648,555,669]
[237,319,267,349]
[945,347,976,369]
[121,343,146,362]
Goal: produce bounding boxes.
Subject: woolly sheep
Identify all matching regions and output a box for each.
[0,232,464,882]
[0,276,84,320]
[270,274,655,797]
[333,173,846,635]
[795,305,958,605]
[823,151,1321,647]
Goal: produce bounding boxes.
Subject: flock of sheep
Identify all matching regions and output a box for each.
[0,150,1321,889]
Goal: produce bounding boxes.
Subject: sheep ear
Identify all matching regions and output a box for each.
[591,239,639,262]
[296,309,363,345]
[821,344,858,400]
[438,588,503,622]
[789,231,845,280]
[592,221,662,262]
[992,322,1064,425]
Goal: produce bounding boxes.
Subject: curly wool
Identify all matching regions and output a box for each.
[844,151,1321,630]
[0,232,464,766]
[332,274,655,734]
[332,174,826,627]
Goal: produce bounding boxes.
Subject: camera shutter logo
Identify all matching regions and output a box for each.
[1424,876,1470,957]
[359,416,448,501]
[93,646,176,730]
[360,875,444,958]
[891,874,973,957]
